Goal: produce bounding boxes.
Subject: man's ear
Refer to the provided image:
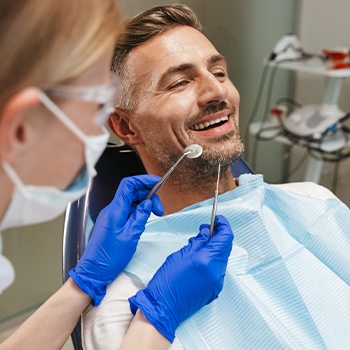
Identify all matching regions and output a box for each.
[0,88,42,164]
[108,108,143,145]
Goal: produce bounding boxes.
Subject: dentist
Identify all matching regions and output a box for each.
[0,1,234,349]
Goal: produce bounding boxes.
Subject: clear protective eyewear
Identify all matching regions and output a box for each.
[43,74,121,126]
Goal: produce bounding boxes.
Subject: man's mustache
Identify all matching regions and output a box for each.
[190,102,234,125]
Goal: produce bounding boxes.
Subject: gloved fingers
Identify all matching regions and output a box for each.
[208,215,234,254]
[186,224,211,252]
[113,193,164,226]
[149,194,164,217]
[105,175,161,226]
[190,215,233,267]
[213,215,233,237]
[123,199,154,239]
[199,223,211,232]
[116,174,161,203]
[180,217,231,258]
[121,192,164,219]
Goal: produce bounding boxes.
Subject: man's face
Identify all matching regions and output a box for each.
[124,25,243,179]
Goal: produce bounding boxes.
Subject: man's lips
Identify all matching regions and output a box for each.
[189,110,231,131]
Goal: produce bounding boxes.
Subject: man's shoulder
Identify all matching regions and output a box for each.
[271,182,336,200]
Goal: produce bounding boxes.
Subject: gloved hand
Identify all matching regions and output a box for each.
[129,215,233,343]
[69,175,164,306]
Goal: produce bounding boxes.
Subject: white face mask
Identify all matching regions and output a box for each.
[0,90,110,230]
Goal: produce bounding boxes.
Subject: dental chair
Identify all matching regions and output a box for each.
[62,142,253,350]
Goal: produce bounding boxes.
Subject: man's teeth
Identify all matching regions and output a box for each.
[190,116,229,131]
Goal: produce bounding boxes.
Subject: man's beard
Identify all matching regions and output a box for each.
[183,129,244,181]
[150,127,244,186]
[143,101,244,185]
[190,132,244,176]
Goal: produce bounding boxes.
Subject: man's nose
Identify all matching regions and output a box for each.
[197,73,228,106]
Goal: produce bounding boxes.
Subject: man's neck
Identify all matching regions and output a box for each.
[156,169,237,215]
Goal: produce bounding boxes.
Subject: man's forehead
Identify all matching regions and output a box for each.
[126,26,224,83]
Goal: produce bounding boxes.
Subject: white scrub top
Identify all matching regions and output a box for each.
[0,233,15,294]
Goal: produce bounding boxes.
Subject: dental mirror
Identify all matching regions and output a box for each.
[145,143,203,199]
[185,143,203,158]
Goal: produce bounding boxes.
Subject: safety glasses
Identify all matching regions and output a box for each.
[44,74,121,126]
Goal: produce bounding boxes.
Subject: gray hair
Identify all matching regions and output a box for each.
[111,4,203,111]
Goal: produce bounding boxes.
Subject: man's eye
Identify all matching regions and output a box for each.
[213,71,226,78]
[169,80,189,89]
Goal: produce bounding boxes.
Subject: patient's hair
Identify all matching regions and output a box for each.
[112,4,203,111]
[0,0,122,111]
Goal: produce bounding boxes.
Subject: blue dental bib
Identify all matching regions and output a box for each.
[125,174,350,349]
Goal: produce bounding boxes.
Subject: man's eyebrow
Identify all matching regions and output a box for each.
[163,55,226,76]
[158,55,227,88]
[160,63,194,81]
[208,54,227,65]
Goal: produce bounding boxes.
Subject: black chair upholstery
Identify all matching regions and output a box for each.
[62,142,253,350]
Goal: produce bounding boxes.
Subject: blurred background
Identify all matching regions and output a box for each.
[1,0,349,344]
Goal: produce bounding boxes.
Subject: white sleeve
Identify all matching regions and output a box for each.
[82,272,142,350]
[82,272,184,350]
[0,234,15,294]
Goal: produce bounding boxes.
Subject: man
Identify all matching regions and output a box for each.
[83,4,350,349]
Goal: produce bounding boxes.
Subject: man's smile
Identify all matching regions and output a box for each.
[188,109,233,136]
[190,115,229,131]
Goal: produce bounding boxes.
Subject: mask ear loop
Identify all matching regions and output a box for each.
[39,90,111,178]
[1,161,31,198]
[38,90,90,144]
[93,103,115,126]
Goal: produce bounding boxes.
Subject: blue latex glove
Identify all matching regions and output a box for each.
[129,215,233,343]
[69,175,164,306]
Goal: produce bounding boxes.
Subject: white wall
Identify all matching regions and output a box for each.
[296,0,350,110]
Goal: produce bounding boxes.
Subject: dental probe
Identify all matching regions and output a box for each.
[210,163,221,238]
[145,144,203,199]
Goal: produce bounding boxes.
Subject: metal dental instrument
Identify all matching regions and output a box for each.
[145,144,203,199]
[210,163,221,238]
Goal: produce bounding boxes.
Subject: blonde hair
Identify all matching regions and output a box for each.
[0,0,122,110]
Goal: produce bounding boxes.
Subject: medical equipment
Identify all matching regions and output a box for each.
[281,103,345,138]
[247,33,350,185]
[269,33,303,62]
[267,35,349,140]
[145,144,203,199]
[210,163,221,237]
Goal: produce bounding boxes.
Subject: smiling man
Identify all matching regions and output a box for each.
[109,9,244,215]
[82,4,350,350]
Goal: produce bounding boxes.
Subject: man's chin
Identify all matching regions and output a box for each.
[185,147,241,178]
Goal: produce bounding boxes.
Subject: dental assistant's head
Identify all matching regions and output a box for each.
[0,0,122,228]
[110,4,243,212]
